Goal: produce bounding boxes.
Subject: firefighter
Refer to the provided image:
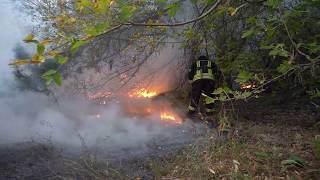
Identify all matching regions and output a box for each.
[187,55,219,121]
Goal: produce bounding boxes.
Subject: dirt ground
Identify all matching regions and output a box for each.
[0,97,319,179]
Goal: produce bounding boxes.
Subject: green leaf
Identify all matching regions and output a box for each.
[263,43,289,57]
[42,69,57,77]
[241,91,252,98]
[32,54,45,62]
[308,42,320,54]
[236,71,254,84]
[71,39,87,53]
[277,61,294,74]
[23,34,38,43]
[23,34,34,42]
[166,3,181,17]
[48,50,59,57]
[53,72,62,86]
[269,48,289,57]
[264,0,282,9]
[219,95,227,101]
[55,55,68,65]
[207,0,217,3]
[156,0,166,4]
[41,70,62,86]
[212,87,225,95]
[281,155,305,168]
[246,16,257,25]
[45,78,54,86]
[94,0,109,14]
[76,0,93,11]
[37,44,45,55]
[241,28,256,38]
[120,5,136,21]
[267,15,279,23]
[281,160,302,167]
[85,23,109,37]
[202,93,216,104]
[309,89,320,99]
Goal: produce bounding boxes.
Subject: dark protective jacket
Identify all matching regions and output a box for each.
[188,59,219,82]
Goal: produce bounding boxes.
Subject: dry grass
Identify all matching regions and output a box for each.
[149,121,320,179]
[1,122,319,179]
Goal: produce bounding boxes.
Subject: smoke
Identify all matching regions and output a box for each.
[0,1,197,153]
[0,1,24,87]
[0,91,174,149]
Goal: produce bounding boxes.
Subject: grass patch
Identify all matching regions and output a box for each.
[149,121,320,179]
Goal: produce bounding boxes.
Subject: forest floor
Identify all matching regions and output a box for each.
[0,95,319,179]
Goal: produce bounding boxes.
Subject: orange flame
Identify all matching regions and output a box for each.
[128,88,157,98]
[240,83,256,90]
[160,112,182,124]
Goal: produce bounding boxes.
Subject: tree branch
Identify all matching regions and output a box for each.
[122,0,222,27]
[49,0,221,51]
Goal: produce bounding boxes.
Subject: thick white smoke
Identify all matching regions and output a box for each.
[0,1,24,86]
[0,91,170,149]
[0,1,195,152]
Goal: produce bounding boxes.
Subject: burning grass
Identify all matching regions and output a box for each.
[88,87,183,124]
[240,83,257,90]
[160,111,182,124]
[128,88,158,98]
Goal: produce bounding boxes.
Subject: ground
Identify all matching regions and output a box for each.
[0,97,319,179]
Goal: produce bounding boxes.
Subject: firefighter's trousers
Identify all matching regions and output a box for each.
[188,79,215,115]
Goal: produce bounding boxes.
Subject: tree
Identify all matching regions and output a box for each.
[10,0,320,101]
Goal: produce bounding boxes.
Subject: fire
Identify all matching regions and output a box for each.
[88,86,183,125]
[160,112,182,124]
[128,88,157,98]
[160,112,175,120]
[146,108,153,113]
[240,83,257,90]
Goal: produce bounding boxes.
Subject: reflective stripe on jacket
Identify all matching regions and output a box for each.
[192,60,214,82]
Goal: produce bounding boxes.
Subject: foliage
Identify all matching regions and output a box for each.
[11,44,56,92]
[308,89,320,99]
[11,0,320,102]
[190,0,320,101]
[235,71,254,84]
[281,155,306,169]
